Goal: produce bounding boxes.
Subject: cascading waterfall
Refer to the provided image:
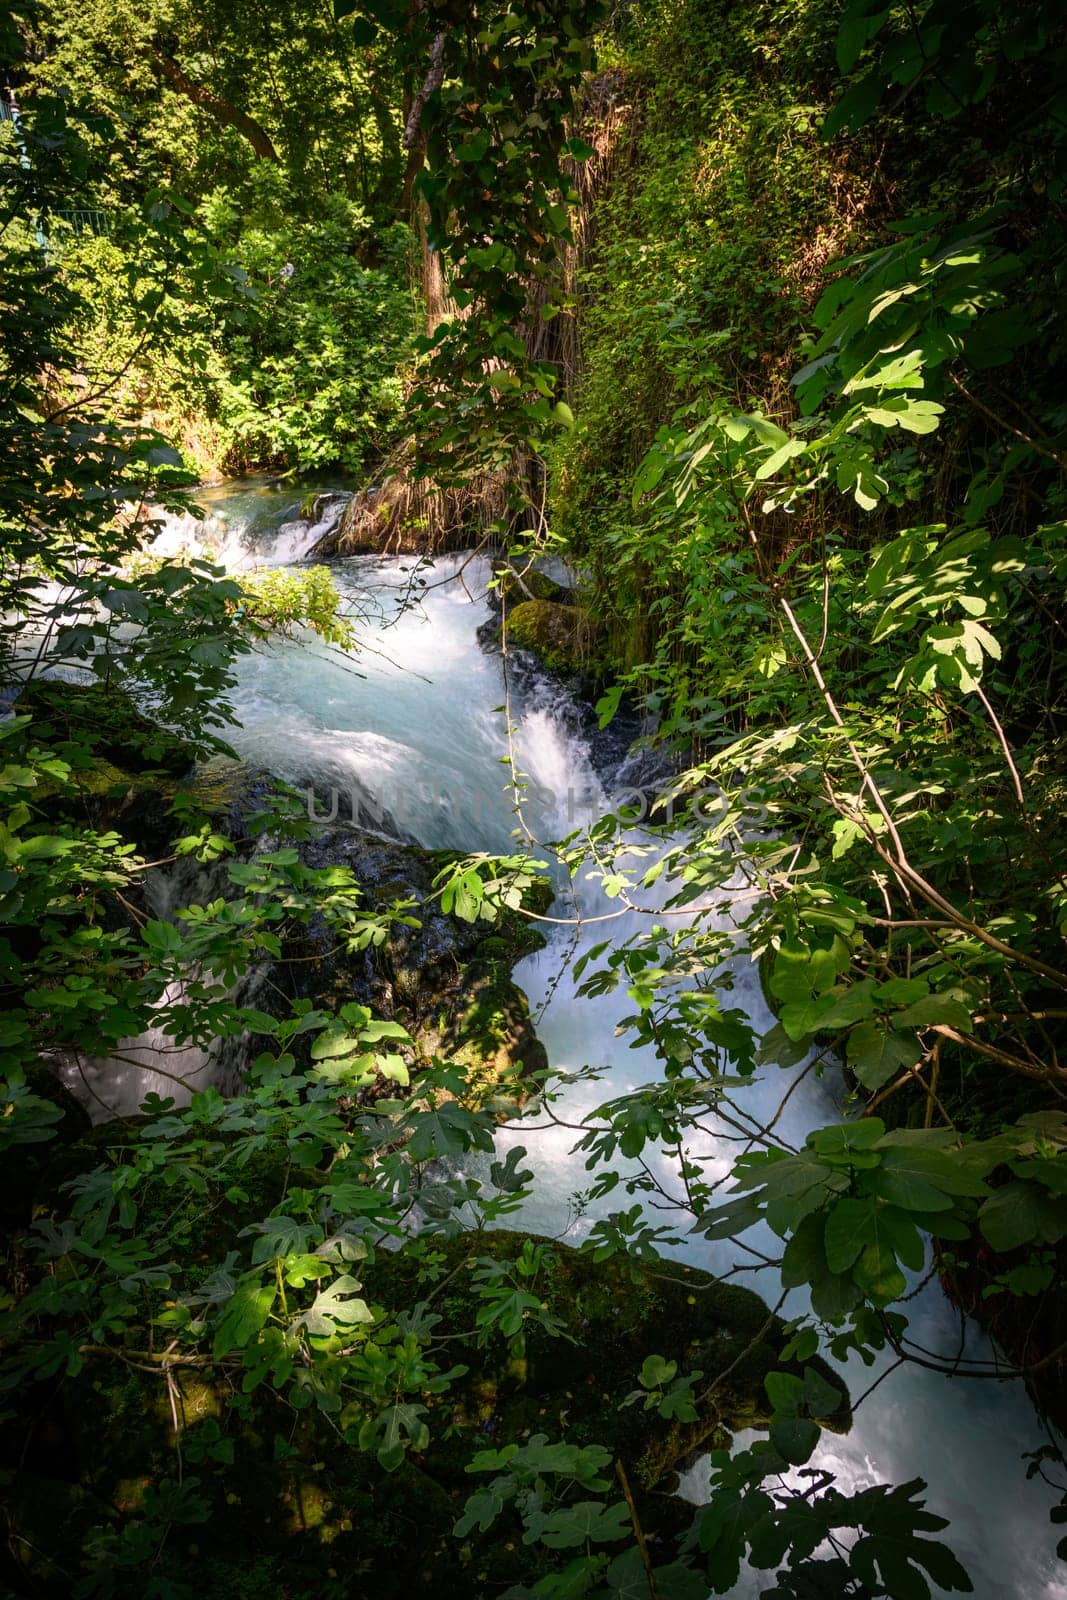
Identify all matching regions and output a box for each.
[59,853,264,1122]
[146,478,353,571]
[83,483,1067,1599]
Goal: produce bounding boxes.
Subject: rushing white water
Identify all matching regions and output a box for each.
[57,855,259,1121]
[88,485,1066,1597]
[146,478,352,571]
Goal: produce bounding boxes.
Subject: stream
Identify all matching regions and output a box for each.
[77,479,1067,1599]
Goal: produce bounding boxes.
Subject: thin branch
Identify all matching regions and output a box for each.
[615,1460,662,1600]
[947,370,1067,470]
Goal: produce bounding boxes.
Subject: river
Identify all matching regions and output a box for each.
[74,478,1067,1600]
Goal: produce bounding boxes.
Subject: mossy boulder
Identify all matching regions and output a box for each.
[505,599,600,676]
[3,1229,849,1599]
[416,959,548,1096]
[494,561,574,609]
[291,827,553,1106]
[12,678,206,861]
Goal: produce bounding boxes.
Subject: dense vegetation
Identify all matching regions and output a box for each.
[551,0,1067,1376]
[19,0,415,475]
[3,0,1067,1596]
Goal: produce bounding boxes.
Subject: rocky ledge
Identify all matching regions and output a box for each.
[287,825,554,1108]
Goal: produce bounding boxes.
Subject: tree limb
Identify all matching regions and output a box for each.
[151,47,279,161]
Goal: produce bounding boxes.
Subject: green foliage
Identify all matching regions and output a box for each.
[434,853,551,924]
[233,564,357,647]
[454,0,1067,1587]
[824,0,1067,161]
[6,0,1067,1593]
[455,1433,626,1550]
[125,547,359,648]
[622,1354,704,1422]
[693,1450,972,1598]
[548,0,854,624]
[0,56,554,1589]
[374,0,608,476]
[699,1116,1067,1321]
[24,0,415,477]
[56,194,414,476]
[201,190,413,473]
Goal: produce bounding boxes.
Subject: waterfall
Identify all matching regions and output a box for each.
[73,481,1067,1599]
[146,479,352,571]
[59,853,265,1123]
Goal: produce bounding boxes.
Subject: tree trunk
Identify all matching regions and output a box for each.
[150,47,279,161]
[400,29,445,212]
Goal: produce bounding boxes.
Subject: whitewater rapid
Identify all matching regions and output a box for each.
[69,481,1067,1599]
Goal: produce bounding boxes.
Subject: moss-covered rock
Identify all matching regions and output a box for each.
[290,827,553,1107]
[417,960,548,1095]
[3,1229,849,1599]
[505,599,600,675]
[494,561,574,609]
[12,678,208,863]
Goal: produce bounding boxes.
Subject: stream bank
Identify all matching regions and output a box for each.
[5,1222,848,1600]
[13,483,1067,1599]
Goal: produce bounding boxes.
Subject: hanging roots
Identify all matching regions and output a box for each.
[310,443,518,558]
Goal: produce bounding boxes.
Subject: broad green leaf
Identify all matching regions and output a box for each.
[454,1486,505,1538]
[870,1144,988,1211]
[824,1197,879,1274]
[847,1022,922,1091]
[754,438,806,481]
[299,1274,374,1336]
[978,1181,1067,1252]
[811,1267,864,1321]
[530,1499,631,1549]
[639,1354,678,1389]
[780,1211,827,1290]
[764,1370,804,1414]
[771,1415,820,1464]
[896,993,974,1032]
[212,1275,276,1359]
[850,1527,972,1600]
[310,1029,362,1060]
[802,1365,845,1418]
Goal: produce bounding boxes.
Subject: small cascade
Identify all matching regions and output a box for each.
[146,481,352,571]
[60,975,216,1124]
[60,854,264,1122]
[503,642,668,811]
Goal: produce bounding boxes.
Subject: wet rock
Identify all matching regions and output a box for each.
[288,826,553,1103]
[12,684,333,860]
[493,559,574,610]
[495,598,599,677]
[417,959,549,1095]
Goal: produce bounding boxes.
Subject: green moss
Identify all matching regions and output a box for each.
[506,599,600,676]
[16,678,198,777]
[429,962,549,1098]
[495,563,573,606]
